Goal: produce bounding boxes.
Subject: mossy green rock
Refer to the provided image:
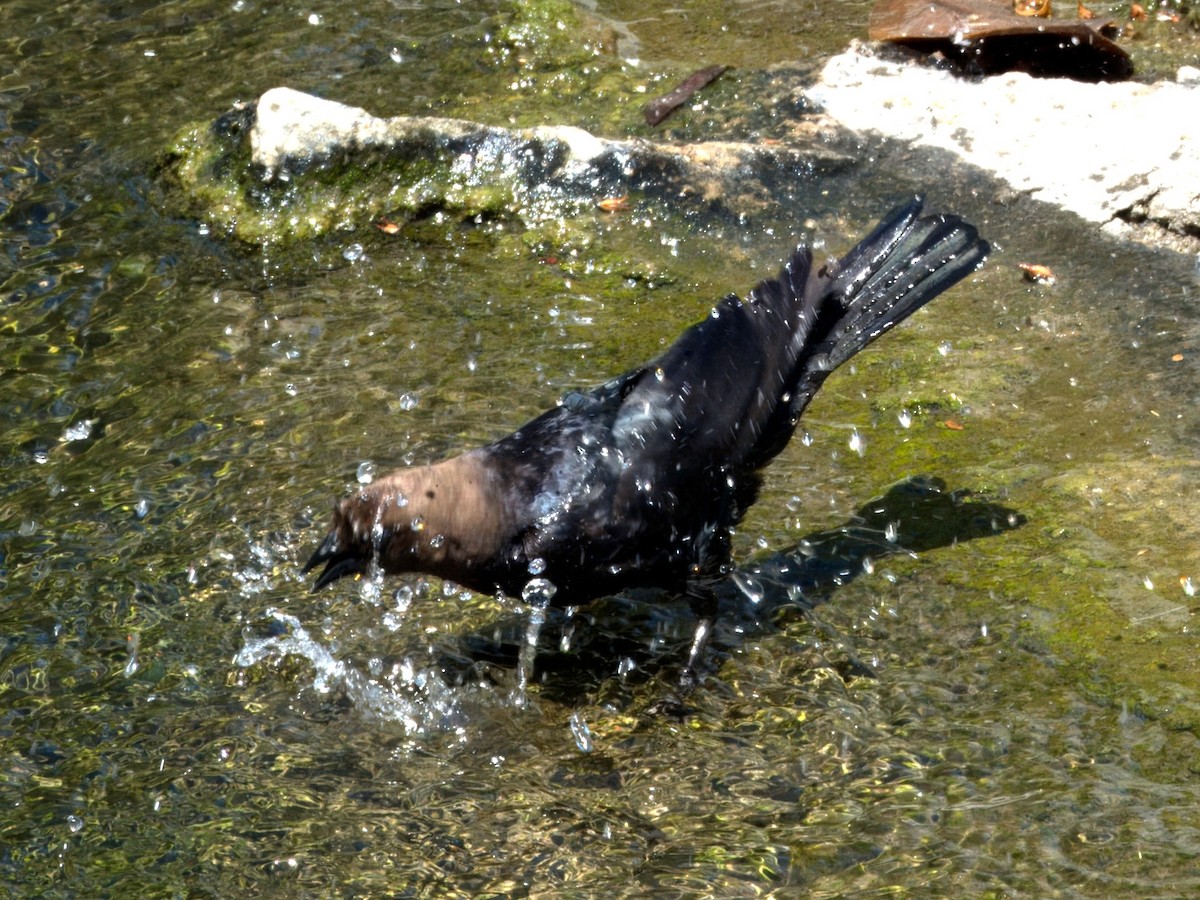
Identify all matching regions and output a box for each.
[160,86,849,246]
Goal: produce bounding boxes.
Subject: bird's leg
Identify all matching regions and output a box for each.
[680,579,718,693]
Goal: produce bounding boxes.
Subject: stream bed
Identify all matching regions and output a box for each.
[2,0,1198,895]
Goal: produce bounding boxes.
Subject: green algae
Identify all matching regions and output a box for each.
[9,0,1200,895]
[158,0,838,249]
[159,0,628,243]
[494,0,618,70]
[162,110,548,246]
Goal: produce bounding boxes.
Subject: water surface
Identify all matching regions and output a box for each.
[2,0,1198,895]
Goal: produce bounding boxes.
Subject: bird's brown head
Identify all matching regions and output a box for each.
[303,457,509,593]
[303,477,424,590]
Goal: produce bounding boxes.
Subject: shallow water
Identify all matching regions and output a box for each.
[2,0,1199,895]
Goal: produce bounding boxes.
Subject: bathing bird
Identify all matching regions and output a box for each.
[305,197,989,684]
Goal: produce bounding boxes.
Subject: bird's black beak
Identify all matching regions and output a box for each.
[303,530,365,591]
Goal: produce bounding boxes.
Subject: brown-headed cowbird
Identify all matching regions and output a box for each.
[305,197,989,684]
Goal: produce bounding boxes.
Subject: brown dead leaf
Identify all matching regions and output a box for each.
[1018,262,1058,284]
[597,196,630,213]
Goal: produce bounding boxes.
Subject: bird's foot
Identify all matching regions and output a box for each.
[644,693,692,719]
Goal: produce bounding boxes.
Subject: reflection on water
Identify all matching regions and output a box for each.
[1,0,1199,894]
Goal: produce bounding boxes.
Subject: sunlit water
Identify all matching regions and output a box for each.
[2,0,1199,895]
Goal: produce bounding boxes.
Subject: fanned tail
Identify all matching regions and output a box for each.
[745,196,990,467]
[817,196,989,370]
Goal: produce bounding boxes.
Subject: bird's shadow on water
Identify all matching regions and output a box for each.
[439,474,1026,705]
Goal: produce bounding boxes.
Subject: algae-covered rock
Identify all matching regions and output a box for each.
[160,86,850,246]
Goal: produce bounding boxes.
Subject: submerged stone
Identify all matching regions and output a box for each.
[160,87,850,246]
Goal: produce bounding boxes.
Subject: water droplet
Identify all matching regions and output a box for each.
[429,534,445,549]
[1143,576,1155,590]
[410,516,425,533]
[342,242,364,262]
[800,431,813,447]
[862,556,875,575]
[32,449,49,465]
[62,419,95,442]
[884,522,899,543]
[389,47,403,63]
[617,657,636,677]
[527,557,547,575]
[898,409,912,428]
[123,634,140,678]
[398,391,419,411]
[568,711,593,753]
[1182,576,1196,597]
[67,815,84,833]
[393,584,414,612]
[307,12,323,25]
[559,606,577,652]
[521,577,557,605]
[849,428,866,457]
[731,571,765,604]
[356,461,376,484]
[134,498,151,519]
[938,341,952,356]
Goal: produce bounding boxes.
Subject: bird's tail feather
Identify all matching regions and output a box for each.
[819,197,989,370]
[745,196,989,468]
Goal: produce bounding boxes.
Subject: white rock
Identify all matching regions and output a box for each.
[805,44,1200,243]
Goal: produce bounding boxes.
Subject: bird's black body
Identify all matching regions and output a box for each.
[305,197,989,680]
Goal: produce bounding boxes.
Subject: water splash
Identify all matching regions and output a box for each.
[234,608,464,735]
[568,711,593,752]
[513,578,558,705]
[559,605,577,652]
[61,419,96,442]
[731,571,765,605]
